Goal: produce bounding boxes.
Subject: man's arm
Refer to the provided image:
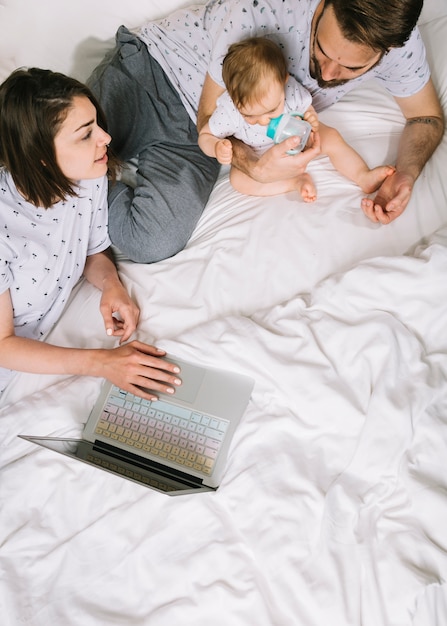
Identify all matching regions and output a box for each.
[395,78,444,181]
[197,73,225,133]
[362,78,444,224]
[197,73,322,181]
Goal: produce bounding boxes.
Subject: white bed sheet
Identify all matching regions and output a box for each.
[1,2,447,625]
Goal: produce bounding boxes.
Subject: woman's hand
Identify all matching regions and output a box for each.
[96,342,182,400]
[100,278,140,343]
[83,248,140,342]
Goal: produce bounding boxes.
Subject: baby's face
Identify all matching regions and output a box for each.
[238,80,285,126]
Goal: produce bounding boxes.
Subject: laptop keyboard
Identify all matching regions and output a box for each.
[94,386,229,476]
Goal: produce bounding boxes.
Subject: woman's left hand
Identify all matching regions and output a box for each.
[99,279,140,343]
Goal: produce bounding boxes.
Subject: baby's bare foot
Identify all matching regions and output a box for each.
[360,165,395,194]
[296,173,317,203]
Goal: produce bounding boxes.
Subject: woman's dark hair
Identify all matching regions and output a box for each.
[324,0,423,53]
[0,67,120,208]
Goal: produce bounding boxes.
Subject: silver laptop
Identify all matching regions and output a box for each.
[20,354,254,496]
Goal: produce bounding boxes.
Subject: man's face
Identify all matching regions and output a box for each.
[310,4,383,89]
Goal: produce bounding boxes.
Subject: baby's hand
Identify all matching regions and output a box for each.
[303,106,319,132]
[215,138,233,165]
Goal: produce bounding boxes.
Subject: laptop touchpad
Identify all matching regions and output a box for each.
[160,356,206,404]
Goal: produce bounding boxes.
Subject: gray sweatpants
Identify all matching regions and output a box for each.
[87,26,220,263]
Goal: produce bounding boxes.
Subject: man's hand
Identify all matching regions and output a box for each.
[232,131,321,183]
[361,170,414,224]
[365,79,444,224]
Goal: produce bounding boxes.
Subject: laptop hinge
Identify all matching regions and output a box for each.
[93,439,204,487]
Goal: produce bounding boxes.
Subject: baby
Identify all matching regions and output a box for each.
[199,37,393,201]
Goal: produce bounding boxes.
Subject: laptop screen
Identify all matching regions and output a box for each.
[19,436,215,495]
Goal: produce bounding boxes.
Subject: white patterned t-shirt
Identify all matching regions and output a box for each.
[139,0,430,121]
[0,170,111,392]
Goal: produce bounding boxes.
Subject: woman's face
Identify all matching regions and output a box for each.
[54,95,111,181]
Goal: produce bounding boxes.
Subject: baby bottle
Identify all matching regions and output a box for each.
[266,112,312,155]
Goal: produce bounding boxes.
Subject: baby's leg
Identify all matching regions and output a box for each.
[320,123,395,194]
[356,165,395,194]
[230,167,306,196]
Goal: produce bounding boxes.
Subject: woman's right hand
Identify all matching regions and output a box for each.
[96,341,182,400]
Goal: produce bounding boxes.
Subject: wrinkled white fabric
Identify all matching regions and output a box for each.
[0,3,447,626]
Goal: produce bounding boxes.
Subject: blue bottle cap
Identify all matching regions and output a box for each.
[266,114,283,139]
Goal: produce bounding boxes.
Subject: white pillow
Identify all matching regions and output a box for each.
[0,0,195,82]
[0,0,445,83]
[419,0,447,24]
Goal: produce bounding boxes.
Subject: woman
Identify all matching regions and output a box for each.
[0,68,181,398]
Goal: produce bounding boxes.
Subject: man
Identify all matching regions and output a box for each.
[89,0,443,262]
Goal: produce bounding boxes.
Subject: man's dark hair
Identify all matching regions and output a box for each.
[325,0,423,53]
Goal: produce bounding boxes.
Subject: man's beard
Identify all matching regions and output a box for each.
[310,54,349,89]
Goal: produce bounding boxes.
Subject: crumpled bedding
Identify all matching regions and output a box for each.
[1,221,446,625]
[0,4,447,626]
